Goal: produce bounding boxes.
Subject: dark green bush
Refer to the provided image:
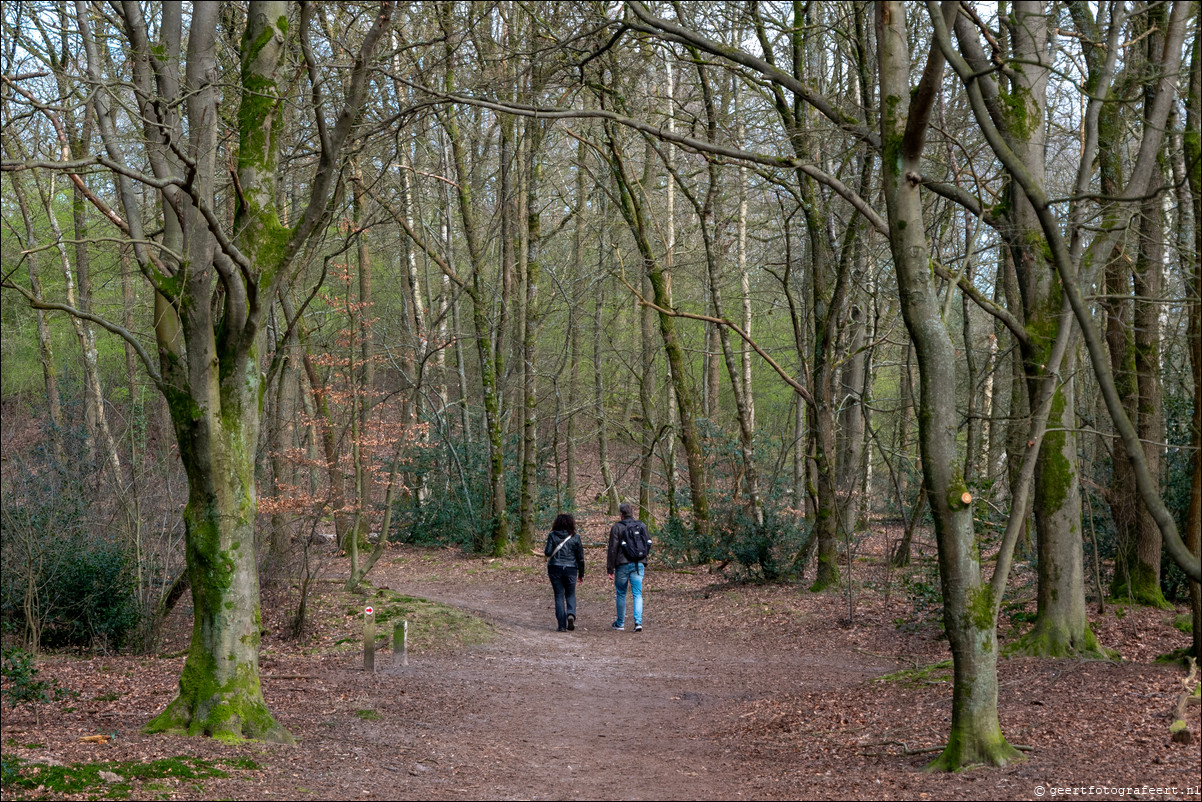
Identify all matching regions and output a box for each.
[656,497,811,582]
[1,451,140,651]
[1,647,72,709]
[396,439,491,550]
[1160,390,1194,602]
[656,514,714,566]
[713,503,812,582]
[399,433,565,553]
[40,537,140,650]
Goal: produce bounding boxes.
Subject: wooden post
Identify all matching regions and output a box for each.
[363,608,375,673]
[393,620,408,668]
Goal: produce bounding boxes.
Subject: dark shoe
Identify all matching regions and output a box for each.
[557,627,567,632]
[567,614,576,631]
[634,623,643,632]
[612,621,624,631]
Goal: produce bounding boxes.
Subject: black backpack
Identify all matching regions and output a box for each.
[619,519,651,562]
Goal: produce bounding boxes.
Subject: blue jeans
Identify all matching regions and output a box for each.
[547,565,578,630]
[613,562,644,627]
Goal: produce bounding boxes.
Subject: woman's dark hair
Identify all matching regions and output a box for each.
[551,513,576,534]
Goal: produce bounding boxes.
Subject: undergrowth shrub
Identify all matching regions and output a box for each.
[1,450,140,651]
[1160,390,1194,603]
[1,647,75,723]
[398,436,558,553]
[710,502,811,582]
[399,440,491,550]
[656,515,713,566]
[656,497,811,583]
[39,537,140,650]
[895,557,945,632]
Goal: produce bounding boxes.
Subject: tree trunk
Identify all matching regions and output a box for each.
[639,271,658,525]
[1002,1,1096,656]
[877,1,1019,769]
[518,112,545,553]
[677,50,762,528]
[4,171,65,461]
[264,316,296,583]
[1183,31,1201,658]
[565,136,587,513]
[607,123,710,543]
[440,2,508,553]
[838,300,866,536]
[149,383,286,741]
[1126,9,1169,607]
[595,278,621,516]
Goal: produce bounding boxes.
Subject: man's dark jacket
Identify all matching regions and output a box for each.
[606,516,644,575]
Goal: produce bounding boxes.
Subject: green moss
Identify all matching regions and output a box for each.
[1110,560,1172,609]
[927,724,1023,771]
[809,549,839,592]
[339,588,494,652]
[1,755,253,798]
[1155,646,1193,664]
[355,709,382,721]
[145,637,290,743]
[876,659,953,687]
[236,18,282,172]
[1034,389,1071,514]
[966,585,995,631]
[1007,615,1108,659]
[163,386,203,426]
[998,86,1038,142]
[1172,614,1194,634]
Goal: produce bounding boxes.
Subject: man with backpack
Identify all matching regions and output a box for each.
[607,503,651,632]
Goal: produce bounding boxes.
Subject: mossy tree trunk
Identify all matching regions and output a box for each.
[1126,4,1170,608]
[675,42,763,528]
[150,364,284,740]
[877,1,1021,770]
[939,0,1198,588]
[438,2,508,554]
[605,120,710,544]
[1095,4,1171,610]
[756,2,846,590]
[1185,31,1202,660]
[518,100,547,554]
[995,1,1097,657]
[69,0,392,741]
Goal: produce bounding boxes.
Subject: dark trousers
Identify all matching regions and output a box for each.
[547,565,578,630]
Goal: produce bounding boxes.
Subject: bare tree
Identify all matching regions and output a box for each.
[3,0,393,740]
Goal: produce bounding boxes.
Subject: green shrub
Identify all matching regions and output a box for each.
[656,497,811,582]
[398,434,562,553]
[40,537,140,650]
[1,453,140,651]
[712,503,811,583]
[1,647,73,711]
[398,440,492,551]
[1161,391,1194,602]
[656,514,714,566]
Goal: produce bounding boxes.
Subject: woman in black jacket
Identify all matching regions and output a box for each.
[544,513,585,632]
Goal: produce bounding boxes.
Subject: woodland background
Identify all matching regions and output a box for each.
[0,0,1199,779]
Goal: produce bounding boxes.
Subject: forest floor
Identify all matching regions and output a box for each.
[1,525,1199,801]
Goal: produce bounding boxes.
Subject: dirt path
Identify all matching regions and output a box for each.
[4,543,1199,801]
[368,556,891,800]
